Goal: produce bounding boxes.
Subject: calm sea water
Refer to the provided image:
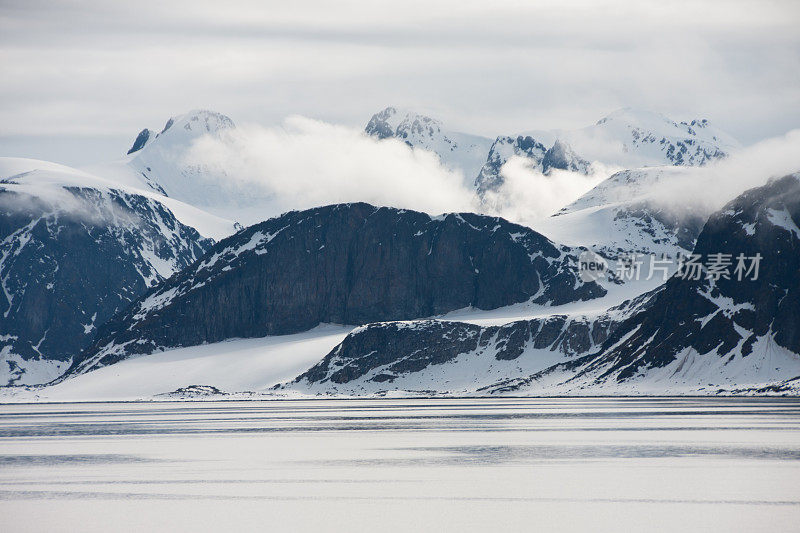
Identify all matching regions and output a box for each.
[1,398,799,532]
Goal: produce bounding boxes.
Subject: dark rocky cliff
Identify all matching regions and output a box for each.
[71,202,606,374]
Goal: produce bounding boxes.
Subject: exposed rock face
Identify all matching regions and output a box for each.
[541,140,591,174]
[70,203,605,375]
[289,312,623,390]
[126,128,153,155]
[0,185,211,385]
[474,135,549,195]
[298,321,488,386]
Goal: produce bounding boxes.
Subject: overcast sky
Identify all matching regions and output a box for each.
[1,0,798,166]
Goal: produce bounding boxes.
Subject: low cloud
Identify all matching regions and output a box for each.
[647,129,800,214]
[182,118,800,239]
[481,158,618,227]
[0,181,142,227]
[184,116,477,223]
[183,117,622,228]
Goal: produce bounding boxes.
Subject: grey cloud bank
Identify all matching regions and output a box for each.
[0,0,798,165]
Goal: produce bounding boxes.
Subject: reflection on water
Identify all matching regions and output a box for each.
[0,454,152,466]
[400,443,800,462]
[1,398,800,531]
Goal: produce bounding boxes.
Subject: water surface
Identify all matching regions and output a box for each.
[1,398,799,531]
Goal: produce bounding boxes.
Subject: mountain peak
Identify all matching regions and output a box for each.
[365,106,442,140]
[126,109,236,157]
[364,106,493,184]
[159,109,236,136]
[596,107,737,143]
[596,107,675,127]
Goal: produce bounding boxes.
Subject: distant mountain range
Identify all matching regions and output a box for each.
[365,106,739,195]
[1,106,797,398]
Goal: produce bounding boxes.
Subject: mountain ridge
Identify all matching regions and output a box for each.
[66,202,606,377]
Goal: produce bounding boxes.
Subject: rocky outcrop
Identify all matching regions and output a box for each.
[541,140,591,174]
[126,128,154,154]
[474,135,549,195]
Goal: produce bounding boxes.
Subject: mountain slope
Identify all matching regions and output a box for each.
[280,295,646,395]
[0,158,212,385]
[68,202,606,376]
[550,172,800,392]
[539,167,706,259]
[547,107,739,169]
[365,107,493,184]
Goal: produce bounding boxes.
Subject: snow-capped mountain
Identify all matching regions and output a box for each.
[83,110,270,220]
[365,107,493,184]
[565,107,740,167]
[0,157,212,385]
[279,296,645,395]
[126,110,235,202]
[539,167,706,259]
[67,203,606,377]
[473,108,734,196]
[279,173,800,396]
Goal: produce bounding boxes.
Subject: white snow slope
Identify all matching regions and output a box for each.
[0,325,352,402]
[536,166,703,259]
